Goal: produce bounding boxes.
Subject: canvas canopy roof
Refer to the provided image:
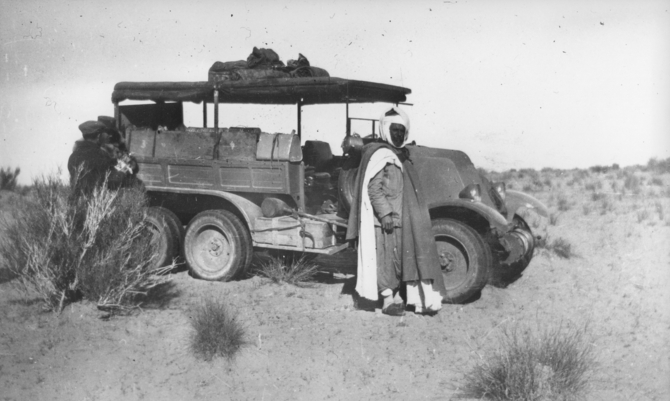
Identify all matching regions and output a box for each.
[112,77,410,105]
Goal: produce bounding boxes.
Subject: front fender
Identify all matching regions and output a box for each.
[505,190,549,222]
[428,199,509,231]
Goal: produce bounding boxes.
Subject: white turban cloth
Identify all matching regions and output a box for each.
[378,106,410,148]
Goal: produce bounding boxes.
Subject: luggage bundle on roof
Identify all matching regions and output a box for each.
[208,47,330,82]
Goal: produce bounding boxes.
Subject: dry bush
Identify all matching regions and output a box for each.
[557,194,571,212]
[646,157,670,173]
[600,198,614,215]
[623,172,641,195]
[462,322,594,401]
[536,236,575,259]
[591,192,606,202]
[636,209,650,223]
[255,254,320,286]
[0,173,171,313]
[0,167,20,191]
[190,298,246,361]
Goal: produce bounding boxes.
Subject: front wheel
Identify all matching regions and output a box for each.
[183,210,252,281]
[432,218,492,304]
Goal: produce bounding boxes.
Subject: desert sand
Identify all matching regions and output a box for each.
[1,167,669,400]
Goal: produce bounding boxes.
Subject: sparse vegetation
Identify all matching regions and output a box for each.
[462,322,594,401]
[655,201,664,220]
[600,198,613,215]
[256,254,320,286]
[646,157,670,174]
[591,192,606,202]
[637,209,650,223]
[557,194,571,212]
[0,173,171,313]
[190,298,246,361]
[623,172,641,195]
[536,236,576,259]
[0,167,20,191]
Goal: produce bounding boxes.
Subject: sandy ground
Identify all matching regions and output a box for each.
[1,169,669,401]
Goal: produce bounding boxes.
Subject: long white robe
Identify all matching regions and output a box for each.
[354,148,402,301]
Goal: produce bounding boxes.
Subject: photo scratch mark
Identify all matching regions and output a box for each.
[241,27,251,39]
[23,22,43,40]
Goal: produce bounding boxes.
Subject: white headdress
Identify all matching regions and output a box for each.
[378,106,410,148]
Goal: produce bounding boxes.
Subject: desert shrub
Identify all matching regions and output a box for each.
[589,165,610,174]
[646,157,670,174]
[0,173,171,313]
[0,167,20,191]
[255,254,320,285]
[557,194,570,211]
[600,198,614,215]
[190,298,246,361]
[623,172,641,194]
[517,168,539,181]
[591,192,606,202]
[584,180,603,192]
[461,322,594,401]
[650,176,664,186]
[549,238,575,259]
[636,209,650,223]
[536,236,575,259]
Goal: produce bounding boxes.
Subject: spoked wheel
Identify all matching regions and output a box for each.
[432,218,492,304]
[183,210,252,281]
[145,207,184,269]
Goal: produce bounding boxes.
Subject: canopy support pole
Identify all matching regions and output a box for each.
[203,102,208,128]
[346,102,350,137]
[297,99,302,139]
[213,90,219,129]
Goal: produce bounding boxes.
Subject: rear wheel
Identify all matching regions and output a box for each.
[432,218,491,303]
[184,210,252,281]
[145,207,183,269]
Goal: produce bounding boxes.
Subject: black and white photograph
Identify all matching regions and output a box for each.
[1,1,669,400]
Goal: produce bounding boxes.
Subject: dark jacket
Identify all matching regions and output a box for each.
[67,140,127,195]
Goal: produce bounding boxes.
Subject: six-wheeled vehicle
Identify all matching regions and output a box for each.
[110,75,547,303]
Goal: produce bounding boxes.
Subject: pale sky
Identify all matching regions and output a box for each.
[1,0,669,184]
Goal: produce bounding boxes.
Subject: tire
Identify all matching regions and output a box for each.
[183,210,252,281]
[145,207,183,269]
[432,218,492,304]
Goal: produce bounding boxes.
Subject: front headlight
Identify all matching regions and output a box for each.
[493,181,506,201]
[459,184,482,202]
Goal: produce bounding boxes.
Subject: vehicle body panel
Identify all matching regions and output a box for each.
[504,190,549,222]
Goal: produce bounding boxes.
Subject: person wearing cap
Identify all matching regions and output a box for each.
[346,107,446,316]
[67,120,136,196]
[97,115,138,175]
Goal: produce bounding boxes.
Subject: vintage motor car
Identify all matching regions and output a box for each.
[110,74,547,303]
